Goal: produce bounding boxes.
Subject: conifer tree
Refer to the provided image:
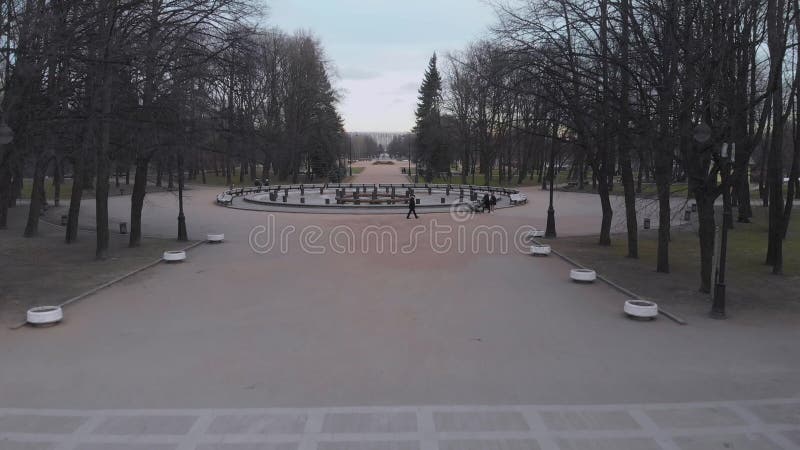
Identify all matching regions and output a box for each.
[413,53,447,181]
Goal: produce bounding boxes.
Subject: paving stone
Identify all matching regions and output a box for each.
[0,441,55,450]
[433,411,530,432]
[539,411,640,431]
[645,407,745,428]
[747,403,800,425]
[206,413,307,434]
[0,414,88,434]
[321,412,417,433]
[782,430,800,446]
[74,444,178,450]
[316,441,419,450]
[554,437,663,450]
[673,433,784,450]
[196,444,298,450]
[92,415,198,435]
[439,439,541,450]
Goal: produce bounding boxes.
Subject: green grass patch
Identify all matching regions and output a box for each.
[602,207,798,275]
[21,179,74,201]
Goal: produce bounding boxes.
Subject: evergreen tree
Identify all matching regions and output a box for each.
[413,53,448,181]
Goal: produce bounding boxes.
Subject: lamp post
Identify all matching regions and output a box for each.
[177,127,189,242]
[711,142,734,319]
[545,134,557,238]
[349,133,354,177]
[408,137,412,179]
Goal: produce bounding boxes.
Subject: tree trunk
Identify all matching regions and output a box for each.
[129,157,149,247]
[65,156,84,243]
[156,158,163,187]
[0,161,11,229]
[597,163,613,246]
[655,171,671,273]
[53,158,61,207]
[23,155,49,237]
[696,193,716,293]
[95,60,113,260]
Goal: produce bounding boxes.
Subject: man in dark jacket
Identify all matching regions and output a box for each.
[407,194,418,219]
[482,193,490,213]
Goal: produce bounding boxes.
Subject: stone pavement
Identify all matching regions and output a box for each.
[2,399,799,450]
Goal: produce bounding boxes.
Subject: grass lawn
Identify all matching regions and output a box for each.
[21,179,74,201]
[554,206,800,317]
[192,170,356,187]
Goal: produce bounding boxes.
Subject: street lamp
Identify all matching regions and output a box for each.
[545,136,557,238]
[408,137,412,179]
[177,125,189,242]
[349,133,354,177]
[711,142,734,319]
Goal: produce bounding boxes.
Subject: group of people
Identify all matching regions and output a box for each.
[406,191,498,219]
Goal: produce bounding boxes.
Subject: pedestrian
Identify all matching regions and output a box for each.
[482,193,490,213]
[490,193,497,212]
[407,194,418,219]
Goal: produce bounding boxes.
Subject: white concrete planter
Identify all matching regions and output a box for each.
[163,250,187,262]
[531,244,551,256]
[27,306,63,326]
[624,300,658,319]
[570,268,597,282]
[207,233,225,243]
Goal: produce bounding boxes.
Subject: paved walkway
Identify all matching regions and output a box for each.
[351,161,412,185]
[2,160,799,450]
[2,399,799,449]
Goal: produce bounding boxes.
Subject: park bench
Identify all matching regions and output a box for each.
[510,193,528,205]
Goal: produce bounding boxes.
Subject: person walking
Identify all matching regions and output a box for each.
[490,193,497,213]
[407,194,419,219]
[482,193,490,213]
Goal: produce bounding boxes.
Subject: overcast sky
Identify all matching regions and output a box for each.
[266,0,495,133]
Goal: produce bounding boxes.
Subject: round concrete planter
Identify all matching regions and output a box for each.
[531,244,551,256]
[207,233,225,243]
[624,300,658,319]
[570,268,597,283]
[27,306,63,326]
[163,250,187,262]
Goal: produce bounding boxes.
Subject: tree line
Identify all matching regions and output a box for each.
[411,0,799,290]
[0,0,345,257]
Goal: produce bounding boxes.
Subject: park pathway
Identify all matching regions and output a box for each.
[350,160,411,185]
